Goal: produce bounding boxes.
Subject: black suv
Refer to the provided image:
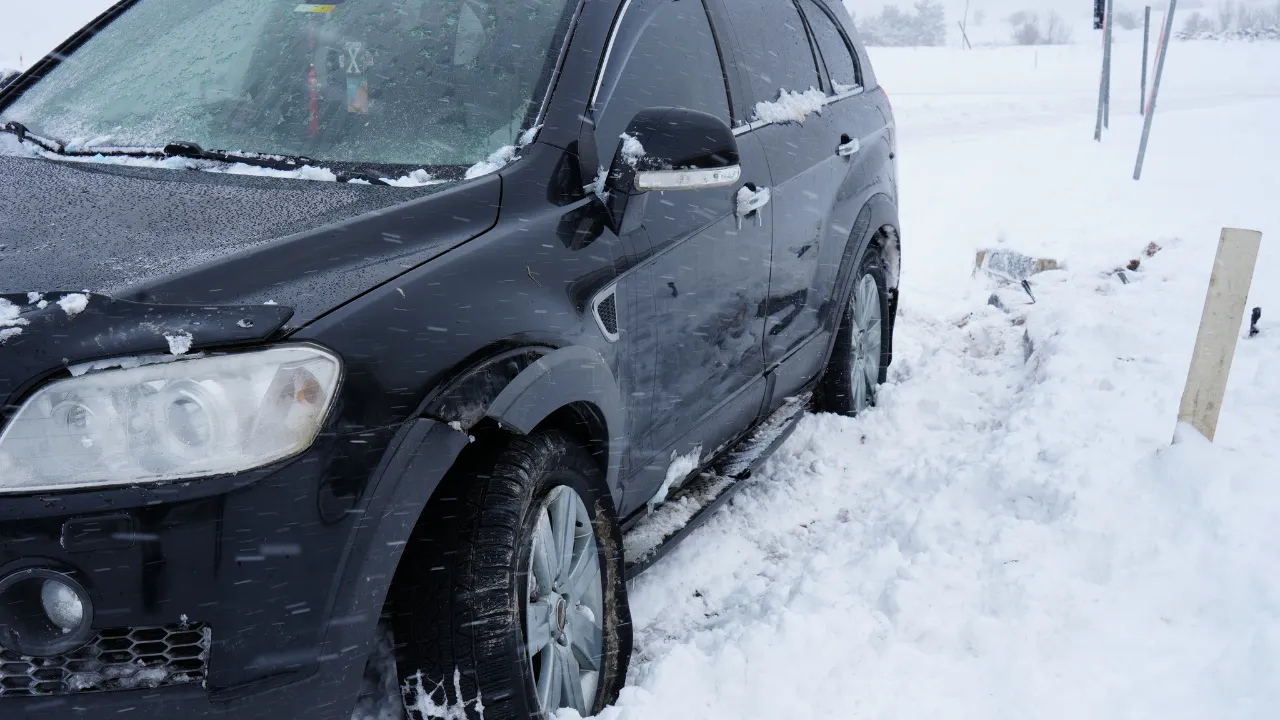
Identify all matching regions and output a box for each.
[0,0,897,717]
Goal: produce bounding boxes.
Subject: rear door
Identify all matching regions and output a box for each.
[790,0,895,385]
[588,0,774,510]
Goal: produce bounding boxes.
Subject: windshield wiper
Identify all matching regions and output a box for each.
[1,121,68,154]
[2,122,390,185]
[159,141,392,185]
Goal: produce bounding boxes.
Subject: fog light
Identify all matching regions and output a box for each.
[42,578,86,631]
[0,568,94,657]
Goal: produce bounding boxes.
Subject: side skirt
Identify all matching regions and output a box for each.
[621,394,810,580]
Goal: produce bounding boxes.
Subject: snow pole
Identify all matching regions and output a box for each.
[1134,0,1177,180]
[1141,6,1151,115]
[1094,39,1106,138]
[1103,0,1114,128]
[1093,0,1114,140]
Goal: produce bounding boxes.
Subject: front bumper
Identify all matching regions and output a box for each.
[7,670,347,720]
[0,418,469,720]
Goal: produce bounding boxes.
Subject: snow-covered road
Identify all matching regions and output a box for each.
[576,42,1280,720]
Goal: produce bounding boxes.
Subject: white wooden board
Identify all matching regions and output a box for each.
[1177,228,1263,441]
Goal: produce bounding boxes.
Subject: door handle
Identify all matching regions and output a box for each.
[837,135,860,157]
[735,186,771,229]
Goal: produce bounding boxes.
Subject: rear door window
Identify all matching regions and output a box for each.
[801,0,861,91]
[723,0,821,110]
[593,0,731,166]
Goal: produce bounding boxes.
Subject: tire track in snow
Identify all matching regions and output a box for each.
[612,300,1059,711]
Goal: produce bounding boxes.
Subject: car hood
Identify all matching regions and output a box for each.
[0,154,501,326]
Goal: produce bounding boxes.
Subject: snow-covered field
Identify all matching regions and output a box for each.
[576,42,1280,720]
[6,10,1280,719]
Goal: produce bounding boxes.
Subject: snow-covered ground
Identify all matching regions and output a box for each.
[567,41,1280,720]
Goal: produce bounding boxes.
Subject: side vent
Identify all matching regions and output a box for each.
[592,286,620,342]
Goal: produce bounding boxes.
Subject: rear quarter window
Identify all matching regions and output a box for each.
[801,0,861,90]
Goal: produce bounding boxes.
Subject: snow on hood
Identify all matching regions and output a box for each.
[0,297,26,345]
[0,151,440,295]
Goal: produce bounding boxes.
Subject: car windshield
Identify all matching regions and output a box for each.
[0,0,573,167]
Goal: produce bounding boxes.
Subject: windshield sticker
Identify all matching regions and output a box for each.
[295,4,337,12]
[341,42,372,113]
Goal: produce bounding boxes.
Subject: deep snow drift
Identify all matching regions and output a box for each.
[559,41,1280,720]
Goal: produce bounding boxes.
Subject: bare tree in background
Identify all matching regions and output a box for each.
[1215,0,1237,31]
[1008,10,1072,45]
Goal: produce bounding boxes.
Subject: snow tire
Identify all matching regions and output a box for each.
[816,247,892,417]
[388,429,631,720]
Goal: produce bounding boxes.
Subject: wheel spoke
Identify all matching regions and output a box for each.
[563,542,600,604]
[568,608,603,671]
[560,644,587,714]
[526,599,555,657]
[538,643,562,711]
[551,489,576,586]
[851,359,868,411]
[865,272,885,312]
[863,319,882,386]
[531,512,558,592]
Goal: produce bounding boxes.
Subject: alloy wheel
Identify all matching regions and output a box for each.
[524,485,605,716]
[848,273,883,413]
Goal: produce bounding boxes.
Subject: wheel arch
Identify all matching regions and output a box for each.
[316,343,624,686]
[822,194,901,366]
[413,343,623,494]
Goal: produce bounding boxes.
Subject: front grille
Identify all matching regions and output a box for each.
[0,623,210,697]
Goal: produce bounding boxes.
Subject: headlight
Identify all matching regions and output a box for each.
[0,345,341,493]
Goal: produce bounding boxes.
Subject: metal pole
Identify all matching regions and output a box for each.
[1141,6,1152,115]
[1094,4,1108,141]
[1103,0,1114,128]
[1135,0,1178,180]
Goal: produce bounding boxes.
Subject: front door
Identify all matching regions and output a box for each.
[589,0,774,510]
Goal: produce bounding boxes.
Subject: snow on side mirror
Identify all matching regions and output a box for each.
[0,69,19,89]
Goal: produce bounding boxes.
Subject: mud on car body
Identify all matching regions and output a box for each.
[0,0,898,717]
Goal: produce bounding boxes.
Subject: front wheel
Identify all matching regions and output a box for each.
[816,249,892,416]
[385,429,631,720]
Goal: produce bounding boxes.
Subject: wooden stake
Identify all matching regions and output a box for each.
[1176,228,1263,441]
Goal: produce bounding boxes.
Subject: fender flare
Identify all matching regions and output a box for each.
[313,418,470,704]
[484,344,625,506]
[311,347,624,707]
[821,194,900,367]
[846,193,900,287]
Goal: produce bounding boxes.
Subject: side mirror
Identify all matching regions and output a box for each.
[605,107,740,196]
[0,69,19,90]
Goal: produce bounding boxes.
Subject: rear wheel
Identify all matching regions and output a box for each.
[817,249,891,416]
[384,429,630,720]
